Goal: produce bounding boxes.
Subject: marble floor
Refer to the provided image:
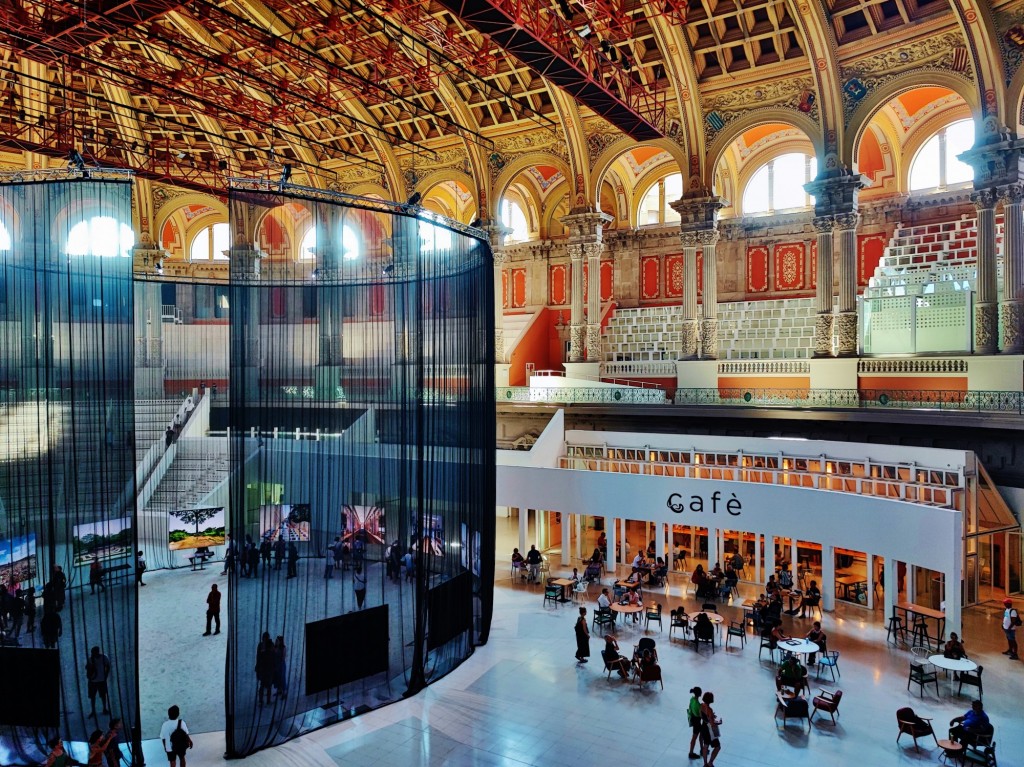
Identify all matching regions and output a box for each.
[129,515,1023,767]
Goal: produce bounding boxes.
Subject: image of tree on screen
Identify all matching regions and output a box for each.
[168,507,226,550]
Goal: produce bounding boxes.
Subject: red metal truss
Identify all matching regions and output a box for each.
[432,0,665,139]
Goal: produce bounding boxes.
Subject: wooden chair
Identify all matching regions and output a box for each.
[811,689,842,724]
[633,651,663,690]
[896,707,938,751]
[775,693,810,730]
[601,649,629,680]
[956,665,983,700]
[725,620,745,649]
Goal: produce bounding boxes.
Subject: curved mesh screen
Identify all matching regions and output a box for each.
[224,182,495,757]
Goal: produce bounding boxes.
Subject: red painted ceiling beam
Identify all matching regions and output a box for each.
[21,0,190,53]
[433,0,664,140]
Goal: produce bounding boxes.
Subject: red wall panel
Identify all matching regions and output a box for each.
[665,253,684,298]
[511,268,527,308]
[641,256,661,299]
[858,233,886,286]
[747,245,769,292]
[549,264,568,305]
[773,242,805,291]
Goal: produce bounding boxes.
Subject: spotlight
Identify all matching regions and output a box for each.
[382,263,395,276]
[406,191,422,206]
[279,163,292,189]
[469,217,482,228]
[67,148,85,170]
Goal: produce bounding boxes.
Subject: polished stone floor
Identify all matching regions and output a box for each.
[130,515,1023,767]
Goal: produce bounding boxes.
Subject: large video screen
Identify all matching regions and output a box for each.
[0,534,37,590]
[0,648,60,727]
[427,572,473,650]
[73,517,132,566]
[305,605,389,695]
[341,504,385,545]
[168,507,226,550]
[411,511,444,556]
[260,504,311,543]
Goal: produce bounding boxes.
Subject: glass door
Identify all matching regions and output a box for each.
[965,553,978,606]
[1009,532,1022,594]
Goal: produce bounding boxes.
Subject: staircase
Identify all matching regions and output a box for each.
[143,437,229,512]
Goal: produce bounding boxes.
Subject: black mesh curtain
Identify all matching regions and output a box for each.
[225,182,494,757]
[0,172,138,765]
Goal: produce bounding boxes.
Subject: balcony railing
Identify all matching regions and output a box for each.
[497,386,667,404]
[672,388,1024,414]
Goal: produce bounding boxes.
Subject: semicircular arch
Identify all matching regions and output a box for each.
[706,110,823,192]
[491,153,573,218]
[591,137,688,204]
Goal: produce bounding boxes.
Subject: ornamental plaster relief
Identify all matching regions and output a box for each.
[700,75,818,145]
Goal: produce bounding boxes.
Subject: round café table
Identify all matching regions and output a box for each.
[929,654,978,697]
[777,638,822,656]
[611,602,643,630]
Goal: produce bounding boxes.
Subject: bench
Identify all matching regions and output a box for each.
[101,564,132,582]
[188,550,215,571]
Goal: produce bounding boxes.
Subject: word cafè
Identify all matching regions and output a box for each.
[667,491,743,517]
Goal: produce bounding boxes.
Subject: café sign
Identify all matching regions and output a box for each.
[666,490,742,516]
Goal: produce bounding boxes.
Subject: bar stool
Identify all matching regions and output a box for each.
[886,615,906,645]
[910,616,930,648]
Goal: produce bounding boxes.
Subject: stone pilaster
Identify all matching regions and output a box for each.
[835,211,860,357]
[698,229,721,359]
[973,188,1000,354]
[811,216,836,357]
[560,211,612,364]
[1000,184,1024,354]
[679,232,700,359]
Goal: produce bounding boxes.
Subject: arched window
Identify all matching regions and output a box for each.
[66,216,135,257]
[190,223,230,260]
[909,119,974,192]
[501,199,529,242]
[298,225,360,260]
[637,173,682,226]
[419,219,452,254]
[742,153,817,216]
[0,220,10,251]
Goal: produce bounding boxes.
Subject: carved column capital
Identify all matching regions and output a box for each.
[972,188,1000,211]
[999,183,1024,206]
[834,212,860,231]
[679,231,700,249]
[812,215,837,234]
[566,242,585,261]
[694,228,721,247]
[835,312,858,356]
[582,241,603,259]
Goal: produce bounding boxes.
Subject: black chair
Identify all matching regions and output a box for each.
[759,633,778,664]
[669,609,689,641]
[775,694,810,730]
[725,620,745,649]
[634,636,658,661]
[908,660,939,697]
[896,707,937,751]
[602,649,628,680]
[956,664,983,700]
[910,615,931,648]
[701,603,718,613]
[887,615,906,645]
[644,602,663,632]
[692,620,715,654]
[592,607,614,633]
[543,583,561,608]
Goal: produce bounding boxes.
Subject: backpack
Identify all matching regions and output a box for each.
[1012,609,1023,627]
[170,720,190,753]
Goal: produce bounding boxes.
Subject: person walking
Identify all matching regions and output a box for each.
[332,536,344,574]
[286,542,299,579]
[159,705,192,767]
[699,691,723,767]
[40,606,62,649]
[273,636,287,699]
[136,550,147,586]
[247,542,260,579]
[273,538,285,571]
[203,584,221,636]
[574,607,590,663]
[324,540,336,580]
[53,565,67,610]
[1002,598,1020,660]
[24,587,36,634]
[255,632,275,705]
[259,538,272,570]
[687,686,704,759]
[85,646,112,718]
[89,560,106,594]
[353,563,367,609]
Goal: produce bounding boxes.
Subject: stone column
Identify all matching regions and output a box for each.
[1000,184,1024,353]
[812,216,835,357]
[672,195,726,360]
[973,188,999,354]
[486,224,511,363]
[699,229,721,359]
[560,211,612,365]
[585,241,602,362]
[834,212,860,356]
[679,233,699,358]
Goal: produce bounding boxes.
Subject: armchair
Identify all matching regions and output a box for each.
[896,707,938,751]
[811,689,843,724]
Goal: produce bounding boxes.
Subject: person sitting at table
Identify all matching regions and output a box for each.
[693,611,715,647]
[651,557,668,586]
[625,587,642,622]
[525,545,543,582]
[589,547,603,564]
[710,562,724,580]
[806,621,827,665]
[602,635,629,678]
[719,564,738,600]
[673,545,687,568]
[948,700,990,746]
[765,574,780,595]
[597,532,607,556]
[770,622,791,646]
[776,654,808,695]
[799,581,821,618]
[631,551,647,573]
[777,564,794,590]
[647,540,656,559]
[570,567,581,584]
[944,632,967,660]
[511,548,526,579]
[762,594,784,627]
[597,587,612,618]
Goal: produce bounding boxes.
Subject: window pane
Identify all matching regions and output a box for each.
[772,153,807,210]
[501,200,529,242]
[637,185,661,225]
[663,174,683,224]
[944,119,975,186]
[211,222,230,260]
[68,217,134,257]
[910,137,942,191]
[300,228,316,260]
[341,224,360,260]
[743,165,772,215]
[194,285,213,319]
[0,220,10,251]
[190,229,210,260]
[214,287,230,318]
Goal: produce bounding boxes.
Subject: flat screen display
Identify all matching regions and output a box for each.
[168,507,226,550]
[411,511,444,556]
[0,648,60,727]
[0,534,37,590]
[341,504,385,545]
[304,605,389,695]
[73,517,132,566]
[260,504,311,543]
[427,572,473,650]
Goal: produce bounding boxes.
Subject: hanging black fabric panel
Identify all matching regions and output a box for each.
[224,182,494,757]
[0,172,138,765]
